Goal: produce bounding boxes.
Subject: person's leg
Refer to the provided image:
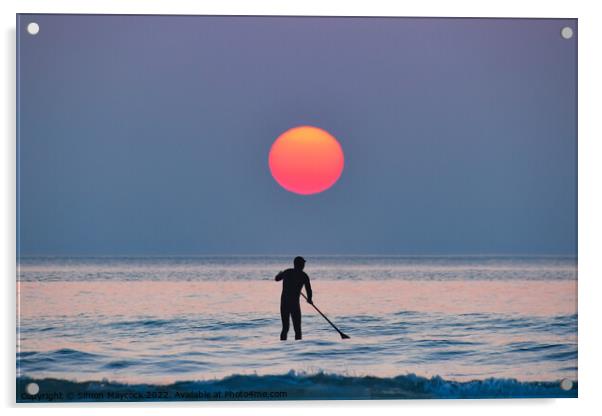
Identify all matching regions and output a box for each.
[291,303,302,340]
[280,304,290,340]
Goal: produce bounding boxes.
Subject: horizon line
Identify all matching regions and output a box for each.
[16,252,578,258]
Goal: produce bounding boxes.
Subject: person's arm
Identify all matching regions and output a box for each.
[275,270,285,281]
[304,274,313,304]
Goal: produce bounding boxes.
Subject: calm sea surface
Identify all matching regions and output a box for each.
[17,256,577,389]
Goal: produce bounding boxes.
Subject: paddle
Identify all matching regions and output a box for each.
[301,292,350,339]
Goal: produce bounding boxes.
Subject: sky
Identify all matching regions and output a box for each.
[17,15,577,256]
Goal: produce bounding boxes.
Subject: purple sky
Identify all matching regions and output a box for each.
[17,15,577,255]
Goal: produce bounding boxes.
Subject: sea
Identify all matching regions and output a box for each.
[16,255,578,401]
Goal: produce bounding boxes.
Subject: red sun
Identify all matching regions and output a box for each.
[269,126,344,195]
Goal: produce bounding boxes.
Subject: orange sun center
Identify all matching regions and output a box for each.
[268,126,344,195]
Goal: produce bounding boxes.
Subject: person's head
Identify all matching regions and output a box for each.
[293,256,306,270]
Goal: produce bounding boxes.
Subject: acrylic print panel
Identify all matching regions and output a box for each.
[16,14,577,402]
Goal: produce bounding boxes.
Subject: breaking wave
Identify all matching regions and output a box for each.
[17,371,577,402]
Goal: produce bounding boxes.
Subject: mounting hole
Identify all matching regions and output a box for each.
[560,26,573,40]
[27,22,40,36]
[25,382,39,395]
[560,378,573,391]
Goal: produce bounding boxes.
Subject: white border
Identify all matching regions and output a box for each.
[2,1,601,415]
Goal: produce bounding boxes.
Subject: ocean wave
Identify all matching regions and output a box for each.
[17,371,577,402]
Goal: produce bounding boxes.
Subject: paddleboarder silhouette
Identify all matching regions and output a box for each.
[275,256,313,340]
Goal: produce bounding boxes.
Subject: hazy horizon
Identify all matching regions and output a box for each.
[17,252,578,258]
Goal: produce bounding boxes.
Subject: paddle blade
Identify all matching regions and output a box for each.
[340,333,350,339]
